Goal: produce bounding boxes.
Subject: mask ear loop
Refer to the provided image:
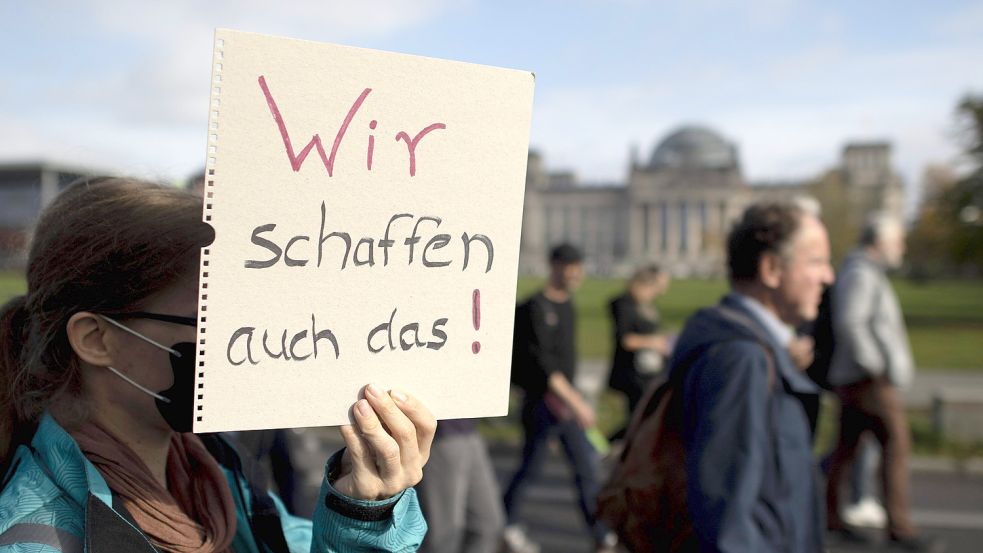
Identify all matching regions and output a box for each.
[98,315,182,357]
[105,366,171,403]
[98,315,181,403]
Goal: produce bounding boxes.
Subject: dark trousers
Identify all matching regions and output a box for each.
[609,379,647,442]
[503,397,606,542]
[826,378,916,538]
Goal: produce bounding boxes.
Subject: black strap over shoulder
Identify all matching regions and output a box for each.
[85,494,159,553]
[712,304,778,390]
[200,433,291,553]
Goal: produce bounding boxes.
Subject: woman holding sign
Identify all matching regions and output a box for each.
[0,177,434,552]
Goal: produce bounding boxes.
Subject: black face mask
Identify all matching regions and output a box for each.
[100,314,198,433]
[155,341,196,433]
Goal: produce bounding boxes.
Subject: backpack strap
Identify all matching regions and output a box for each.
[0,524,83,553]
[201,433,292,553]
[712,304,777,390]
[85,493,159,553]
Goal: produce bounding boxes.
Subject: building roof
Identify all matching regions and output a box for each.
[649,125,738,171]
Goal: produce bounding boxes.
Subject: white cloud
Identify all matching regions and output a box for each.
[4,0,981,201]
[3,0,463,181]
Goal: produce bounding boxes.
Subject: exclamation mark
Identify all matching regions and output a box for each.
[471,289,481,354]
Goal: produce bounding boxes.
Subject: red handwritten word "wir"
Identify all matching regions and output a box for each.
[258,75,446,177]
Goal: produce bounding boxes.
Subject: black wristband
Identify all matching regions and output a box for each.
[324,491,398,522]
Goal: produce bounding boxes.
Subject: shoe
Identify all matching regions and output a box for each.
[887,534,946,552]
[827,525,872,545]
[841,497,887,528]
[594,531,619,553]
[502,524,541,553]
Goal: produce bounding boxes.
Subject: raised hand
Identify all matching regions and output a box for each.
[333,384,437,501]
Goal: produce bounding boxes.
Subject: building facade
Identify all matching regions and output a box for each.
[519,125,905,276]
[0,162,104,269]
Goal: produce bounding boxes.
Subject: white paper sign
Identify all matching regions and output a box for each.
[194,29,534,432]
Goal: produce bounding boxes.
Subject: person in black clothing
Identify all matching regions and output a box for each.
[504,244,615,553]
[606,264,672,442]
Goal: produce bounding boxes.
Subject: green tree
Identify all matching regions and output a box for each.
[908,94,983,277]
[945,95,983,275]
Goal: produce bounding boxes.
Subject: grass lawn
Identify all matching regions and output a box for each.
[0,271,26,303]
[2,271,980,369]
[519,276,983,371]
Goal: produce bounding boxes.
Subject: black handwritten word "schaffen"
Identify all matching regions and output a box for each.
[244,202,494,272]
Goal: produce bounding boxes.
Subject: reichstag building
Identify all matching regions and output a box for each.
[518,125,904,276]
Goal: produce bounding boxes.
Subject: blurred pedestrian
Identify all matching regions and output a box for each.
[801,283,886,529]
[505,243,616,553]
[825,212,942,551]
[0,177,434,552]
[415,418,505,553]
[669,202,830,552]
[606,264,672,442]
[231,429,299,514]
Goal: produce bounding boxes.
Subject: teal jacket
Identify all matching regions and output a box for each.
[0,413,427,552]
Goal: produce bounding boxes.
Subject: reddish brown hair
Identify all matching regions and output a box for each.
[0,177,212,460]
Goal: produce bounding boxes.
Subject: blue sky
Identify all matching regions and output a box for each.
[2,0,981,204]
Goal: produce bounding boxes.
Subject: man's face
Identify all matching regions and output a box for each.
[877,226,906,269]
[551,261,584,293]
[773,214,835,326]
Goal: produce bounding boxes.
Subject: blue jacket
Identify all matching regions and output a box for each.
[671,295,823,553]
[0,413,426,552]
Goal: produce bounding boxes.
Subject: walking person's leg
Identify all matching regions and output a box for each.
[503,399,555,525]
[609,380,644,442]
[866,381,917,540]
[556,418,611,545]
[826,385,869,533]
[850,435,880,505]
[462,433,507,553]
[417,436,470,553]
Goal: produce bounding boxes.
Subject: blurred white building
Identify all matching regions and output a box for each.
[519,125,904,276]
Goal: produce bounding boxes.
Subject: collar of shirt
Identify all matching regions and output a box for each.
[729,292,794,346]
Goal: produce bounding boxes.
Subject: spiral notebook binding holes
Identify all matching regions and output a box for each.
[198,36,224,425]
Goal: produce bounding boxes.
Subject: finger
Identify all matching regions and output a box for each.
[352,397,404,481]
[337,424,377,495]
[339,424,369,474]
[386,388,437,464]
[363,384,420,466]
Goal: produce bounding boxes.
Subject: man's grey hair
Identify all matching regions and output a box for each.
[860,211,903,246]
[792,195,822,218]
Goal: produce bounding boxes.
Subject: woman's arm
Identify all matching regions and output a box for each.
[307,385,435,552]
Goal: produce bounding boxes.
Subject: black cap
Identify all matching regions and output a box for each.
[549,243,583,264]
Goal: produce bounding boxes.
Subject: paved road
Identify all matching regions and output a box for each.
[286,425,983,553]
[280,361,983,551]
[487,440,983,553]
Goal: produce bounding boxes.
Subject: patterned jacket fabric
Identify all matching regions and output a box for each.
[0,413,427,552]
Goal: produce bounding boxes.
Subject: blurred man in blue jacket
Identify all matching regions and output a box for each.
[670,202,832,552]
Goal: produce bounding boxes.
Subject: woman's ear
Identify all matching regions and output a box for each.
[66,312,114,367]
[759,251,783,289]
